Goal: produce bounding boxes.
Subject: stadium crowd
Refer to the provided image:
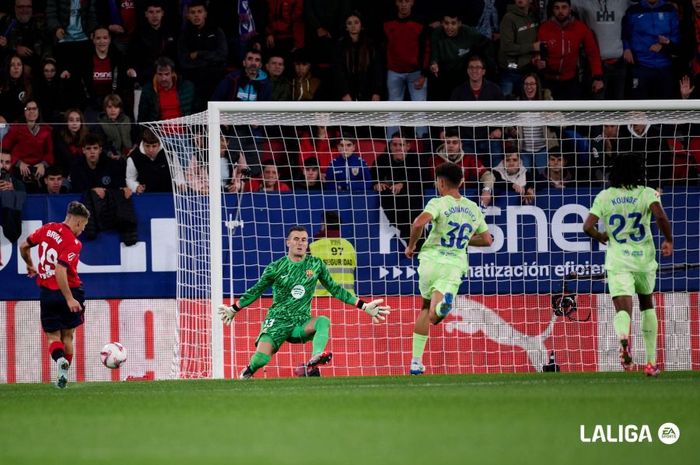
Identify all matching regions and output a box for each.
[0,0,699,240]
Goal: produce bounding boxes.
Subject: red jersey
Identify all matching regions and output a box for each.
[27,223,82,290]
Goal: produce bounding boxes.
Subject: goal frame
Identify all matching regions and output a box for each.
[206,99,700,379]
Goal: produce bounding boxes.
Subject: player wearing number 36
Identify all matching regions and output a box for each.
[405,162,494,375]
[583,153,673,377]
[19,201,90,389]
[218,225,390,379]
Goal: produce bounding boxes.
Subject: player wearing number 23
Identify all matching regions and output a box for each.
[405,162,493,375]
[19,201,90,388]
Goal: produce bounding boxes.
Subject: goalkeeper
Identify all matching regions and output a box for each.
[218,225,390,379]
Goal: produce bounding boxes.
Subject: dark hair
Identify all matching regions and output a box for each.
[435,162,463,187]
[83,132,103,148]
[609,153,645,189]
[142,128,160,145]
[67,201,90,219]
[287,225,307,237]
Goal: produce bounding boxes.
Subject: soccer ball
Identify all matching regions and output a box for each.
[100,342,127,369]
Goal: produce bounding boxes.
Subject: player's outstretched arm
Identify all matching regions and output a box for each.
[356,298,391,323]
[405,211,433,258]
[650,202,673,257]
[583,213,608,245]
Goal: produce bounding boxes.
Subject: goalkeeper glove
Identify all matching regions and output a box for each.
[357,299,391,323]
[218,303,240,325]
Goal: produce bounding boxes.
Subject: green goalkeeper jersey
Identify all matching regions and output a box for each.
[237,254,357,323]
[418,195,488,274]
[589,186,660,272]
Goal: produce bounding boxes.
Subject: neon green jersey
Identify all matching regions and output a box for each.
[418,195,488,274]
[589,186,660,272]
[238,255,357,323]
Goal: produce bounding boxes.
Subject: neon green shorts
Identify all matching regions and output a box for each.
[417,260,463,300]
[607,271,656,298]
[255,317,314,351]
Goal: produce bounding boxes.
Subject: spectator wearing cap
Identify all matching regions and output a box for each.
[294,156,323,191]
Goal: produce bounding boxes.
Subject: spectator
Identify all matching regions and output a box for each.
[333,11,383,101]
[0,0,46,73]
[45,0,97,87]
[291,48,320,101]
[428,12,493,100]
[70,132,126,194]
[294,156,324,191]
[266,0,304,55]
[42,165,68,193]
[622,0,681,99]
[96,94,134,161]
[126,127,173,193]
[1,99,52,193]
[33,57,82,123]
[70,132,137,245]
[325,136,372,191]
[82,25,135,119]
[177,0,227,111]
[211,48,272,102]
[208,0,267,65]
[384,0,429,105]
[53,108,88,175]
[536,0,604,99]
[0,53,31,122]
[138,56,195,122]
[497,0,540,97]
[572,0,632,100]
[449,54,504,167]
[431,127,494,206]
[492,145,535,205]
[265,49,291,101]
[373,131,425,242]
[303,0,351,99]
[534,149,575,190]
[248,160,291,192]
[128,1,178,87]
[0,146,26,242]
[96,0,138,54]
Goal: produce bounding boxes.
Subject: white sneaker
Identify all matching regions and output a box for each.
[409,360,425,375]
[56,357,69,389]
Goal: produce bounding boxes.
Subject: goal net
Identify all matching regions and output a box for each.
[144,100,700,379]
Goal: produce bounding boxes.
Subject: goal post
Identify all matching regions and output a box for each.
[146,99,700,379]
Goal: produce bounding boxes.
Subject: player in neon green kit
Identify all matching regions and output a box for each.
[405,162,493,375]
[218,225,390,379]
[583,153,673,377]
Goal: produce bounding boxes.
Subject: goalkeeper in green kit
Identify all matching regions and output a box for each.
[583,153,673,377]
[405,162,493,375]
[218,225,391,379]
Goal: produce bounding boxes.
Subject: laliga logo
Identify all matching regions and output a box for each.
[579,423,680,444]
[444,298,556,370]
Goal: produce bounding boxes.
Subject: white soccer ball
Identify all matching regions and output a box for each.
[100,342,127,369]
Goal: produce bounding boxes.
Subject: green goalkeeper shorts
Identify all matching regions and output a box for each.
[255,317,314,351]
[607,270,656,298]
[418,260,463,300]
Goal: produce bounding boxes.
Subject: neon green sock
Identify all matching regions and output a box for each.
[412,333,428,360]
[249,351,271,373]
[312,316,330,356]
[613,311,631,340]
[640,309,658,365]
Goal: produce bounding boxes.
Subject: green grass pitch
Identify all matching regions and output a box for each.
[1,371,698,465]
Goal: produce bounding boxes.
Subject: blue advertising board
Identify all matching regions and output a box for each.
[1,188,698,300]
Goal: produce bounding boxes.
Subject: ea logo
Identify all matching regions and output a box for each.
[290,285,305,299]
[657,423,680,445]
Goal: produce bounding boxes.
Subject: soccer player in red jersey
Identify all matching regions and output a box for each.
[19,201,90,388]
